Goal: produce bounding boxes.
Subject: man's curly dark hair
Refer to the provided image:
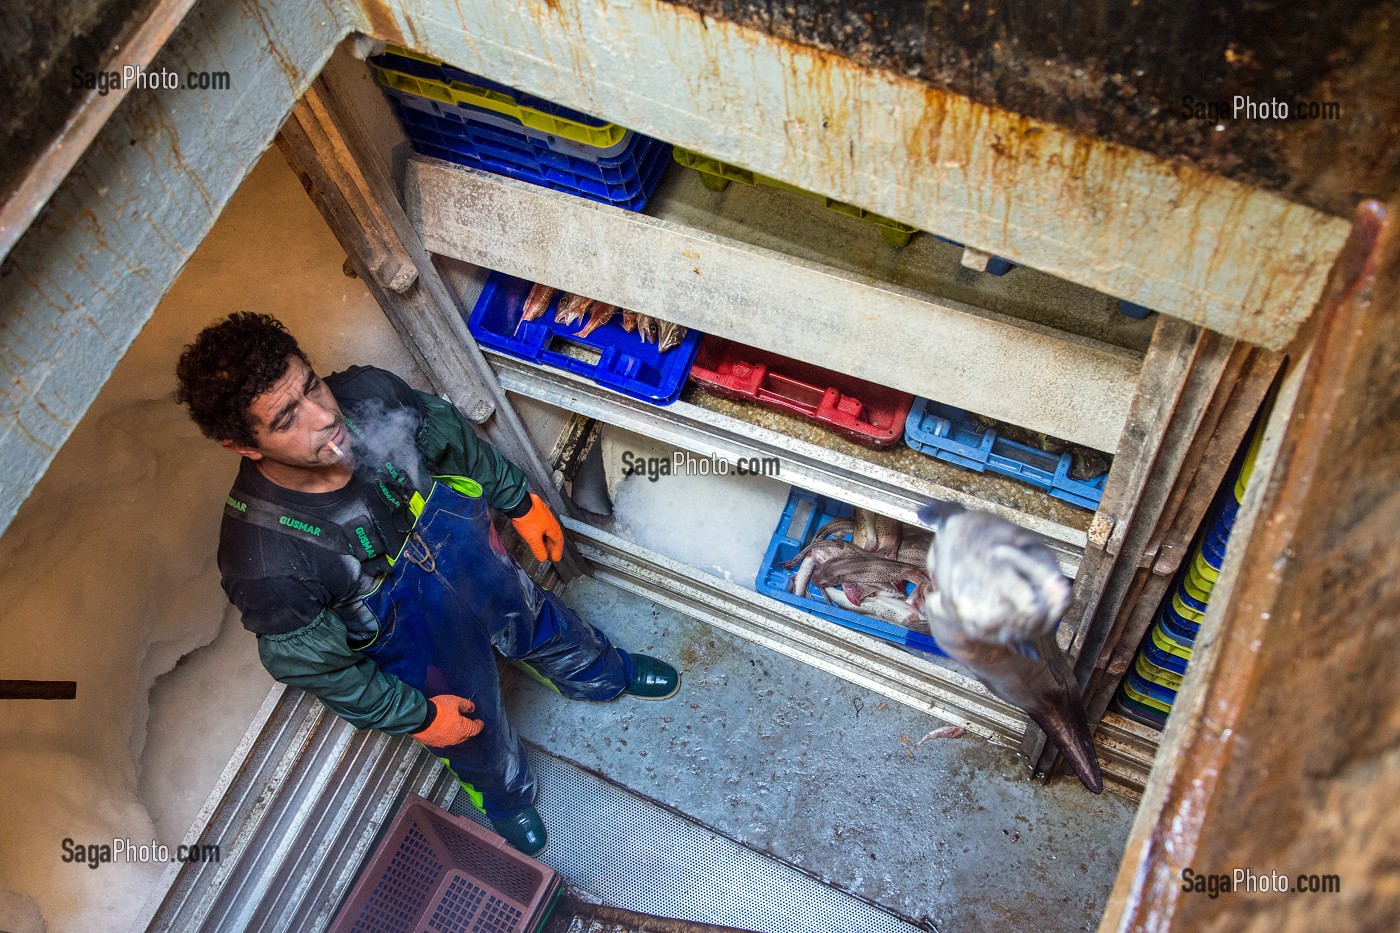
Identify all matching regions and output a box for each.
[175,312,311,447]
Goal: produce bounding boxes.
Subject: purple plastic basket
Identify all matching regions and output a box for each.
[328,796,560,933]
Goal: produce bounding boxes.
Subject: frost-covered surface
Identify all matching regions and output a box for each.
[0,150,427,933]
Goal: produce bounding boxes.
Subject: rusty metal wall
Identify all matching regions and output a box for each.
[0,0,151,206]
[662,0,1400,219]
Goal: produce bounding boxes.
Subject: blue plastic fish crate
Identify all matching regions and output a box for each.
[384,90,671,211]
[1158,608,1198,646]
[904,397,1107,510]
[755,488,945,657]
[1140,636,1188,677]
[466,271,702,405]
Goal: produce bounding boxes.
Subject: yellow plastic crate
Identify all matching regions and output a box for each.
[1185,556,1217,596]
[1136,653,1184,691]
[672,146,919,248]
[371,51,628,150]
[1235,421,1265,502]
[1151,624,1194,661]
[1122,680,1173,715]
[1171,591,1205,625]
[1191,549,1221,585]
[1182,567,1214,604]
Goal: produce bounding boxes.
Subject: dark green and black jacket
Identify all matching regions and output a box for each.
[217,366,532,734]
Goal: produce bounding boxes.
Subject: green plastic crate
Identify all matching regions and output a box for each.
[672,146,919,248]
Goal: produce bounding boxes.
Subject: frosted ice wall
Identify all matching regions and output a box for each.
[0,149,428,933]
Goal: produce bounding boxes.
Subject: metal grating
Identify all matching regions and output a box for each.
[448,748,927,933]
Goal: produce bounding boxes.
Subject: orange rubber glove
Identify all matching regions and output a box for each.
[510,493,565,562]
[411,695,484,747]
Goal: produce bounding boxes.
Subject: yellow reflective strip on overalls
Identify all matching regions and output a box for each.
[437,757,487,813]
[386,488,431,569]
[432,475,483,498]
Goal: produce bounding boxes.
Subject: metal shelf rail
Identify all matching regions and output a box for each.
[488,351,1087,576]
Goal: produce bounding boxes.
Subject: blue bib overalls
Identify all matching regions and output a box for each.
[237,475,630,818]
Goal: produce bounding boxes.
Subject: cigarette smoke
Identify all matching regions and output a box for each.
[345,399,429,492]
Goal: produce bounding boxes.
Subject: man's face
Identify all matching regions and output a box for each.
[221,355,347,468]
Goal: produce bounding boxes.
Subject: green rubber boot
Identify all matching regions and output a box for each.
[489,804,547,857]
[624,654,681,700]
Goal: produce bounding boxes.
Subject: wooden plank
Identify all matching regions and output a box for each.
[1054,316,1203,667]
[1101,197,1400,932]
[357,0,1348,349]
[0,680,77,700]
[1080,346,1281,725]
[406,158,1141,452]
[1019,317,1231,773]
[276,49,589,580]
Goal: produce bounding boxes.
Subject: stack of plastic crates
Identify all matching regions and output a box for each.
[1114,428,1263,729]
[370,46,672,211]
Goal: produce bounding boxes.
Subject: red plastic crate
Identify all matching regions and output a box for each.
[329,796,560,933]
[687,336,914,448]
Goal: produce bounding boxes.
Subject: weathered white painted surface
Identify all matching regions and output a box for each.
[0,0,353,536]
[408,158,1140,451]
[351,0,1347,350]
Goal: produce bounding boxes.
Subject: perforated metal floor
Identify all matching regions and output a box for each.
[447,748,927,933]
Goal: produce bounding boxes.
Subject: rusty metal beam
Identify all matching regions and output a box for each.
[277,48,590,580]
[347,0,1347,349]
[1100,198,1400,932]
[0,0,201,265]
[656,1,1400,223]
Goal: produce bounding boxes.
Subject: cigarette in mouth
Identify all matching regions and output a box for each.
[329,442,345,459]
